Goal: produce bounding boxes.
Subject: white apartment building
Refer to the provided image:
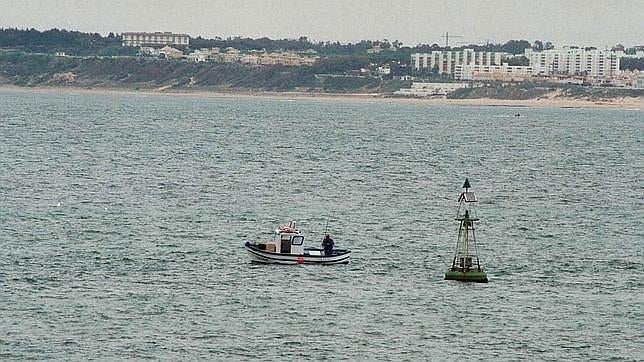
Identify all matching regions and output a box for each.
[186,48,220,62]
[412,49,503,76]
[394,82,469,97]
[377,65,391,76]
[455,64,534,81]
[186,49,210,62]
[524,48,620,77]
[122,32,190,47]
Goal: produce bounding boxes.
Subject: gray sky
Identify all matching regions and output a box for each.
[1,0,643,47]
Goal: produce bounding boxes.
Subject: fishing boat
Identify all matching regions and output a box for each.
[445,179,489,283]
[244,222,351,265]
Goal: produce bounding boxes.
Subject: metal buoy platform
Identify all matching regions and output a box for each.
[445,178,489,283]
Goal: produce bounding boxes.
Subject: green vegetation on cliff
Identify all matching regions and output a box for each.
[2,52,640,99]
[0,52,389,92]
[1,28,642,97]
[448,85,549,100]
[0,28,137,56]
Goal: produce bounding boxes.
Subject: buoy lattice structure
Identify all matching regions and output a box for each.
[445,178,489,283]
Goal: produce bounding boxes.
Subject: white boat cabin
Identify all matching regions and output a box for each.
[260,223,310,255]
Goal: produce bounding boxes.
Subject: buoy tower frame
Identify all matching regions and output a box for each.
[445,178,489,283]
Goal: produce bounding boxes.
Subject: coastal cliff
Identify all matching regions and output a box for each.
[0,52,393,93]
[1,52,642,103]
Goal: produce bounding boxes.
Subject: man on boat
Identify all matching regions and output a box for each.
[322,234,334,255]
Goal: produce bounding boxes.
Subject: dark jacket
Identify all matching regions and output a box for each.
[322,236,334,250]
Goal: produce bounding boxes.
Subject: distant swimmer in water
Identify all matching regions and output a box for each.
[515,113,521,117]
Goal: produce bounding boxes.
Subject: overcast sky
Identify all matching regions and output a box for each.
[1,0,642,47]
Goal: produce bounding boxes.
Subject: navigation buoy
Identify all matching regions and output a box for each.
[445,178,489,283]
[297,256,304,264]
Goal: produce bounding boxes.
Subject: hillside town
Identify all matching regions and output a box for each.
[119,31,644,97]
[123,31,319,66]
[0,28,643,99]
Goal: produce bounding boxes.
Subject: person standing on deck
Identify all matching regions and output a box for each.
[322,234,334,255]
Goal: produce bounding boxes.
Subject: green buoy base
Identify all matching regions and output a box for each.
[445,270,488,283]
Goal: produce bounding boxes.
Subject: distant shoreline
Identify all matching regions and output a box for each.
[1,84,642,109]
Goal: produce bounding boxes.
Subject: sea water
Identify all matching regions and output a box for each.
[0,89,642,360]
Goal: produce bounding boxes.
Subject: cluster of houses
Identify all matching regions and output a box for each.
[122,32,644,93]
[139,45,318,66]
[124,31,318,66]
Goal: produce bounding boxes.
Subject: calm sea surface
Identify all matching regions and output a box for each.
[0,89,642,361]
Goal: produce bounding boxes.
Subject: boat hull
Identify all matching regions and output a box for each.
[444,270,489,283]
[245,242,350,265]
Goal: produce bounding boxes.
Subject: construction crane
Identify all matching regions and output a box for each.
[441,32,464,48]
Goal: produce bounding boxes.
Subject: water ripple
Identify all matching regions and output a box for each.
[0,89,642,360]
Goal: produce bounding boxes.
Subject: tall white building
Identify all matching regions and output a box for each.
[524,48,621,77]
[122,32,190,47]
[412,49,503,76]
[455,64,534,81]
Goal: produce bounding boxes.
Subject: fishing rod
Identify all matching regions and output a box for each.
[323,212,335,236]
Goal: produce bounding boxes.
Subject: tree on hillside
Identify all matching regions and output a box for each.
[501,40,531,55]
[533,40,543,51]
[504,56,529,66]
[0,27,134,56]
[310,56,370,74]
[620,57,644,71]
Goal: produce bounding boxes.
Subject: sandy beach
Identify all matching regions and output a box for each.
[1,84,642,109]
